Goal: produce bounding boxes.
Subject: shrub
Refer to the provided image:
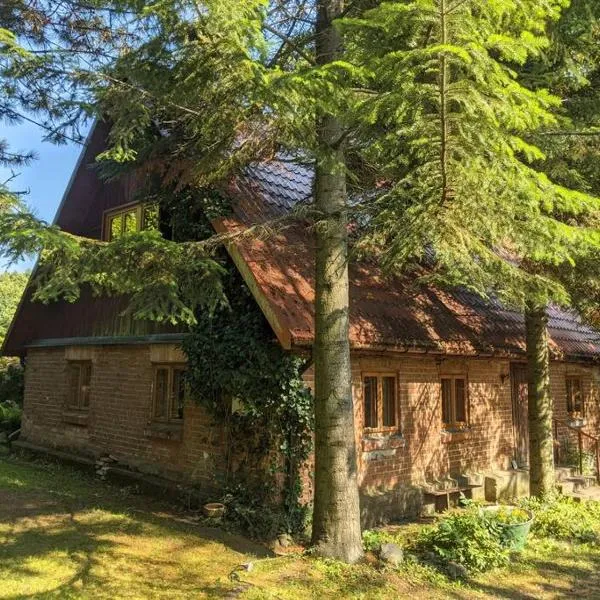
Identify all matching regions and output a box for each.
[416,507,511,573]
[521,496,600,544]
[0,400,21,433]
[362,529,400,553]
[0,359,23,407]
[220,482,310,540]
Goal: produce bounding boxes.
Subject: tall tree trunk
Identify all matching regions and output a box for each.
[310,0,363,564]
[525,305,555,497]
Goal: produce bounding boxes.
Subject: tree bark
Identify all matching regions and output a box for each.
[310,0,363,564]
[525,305,555,497]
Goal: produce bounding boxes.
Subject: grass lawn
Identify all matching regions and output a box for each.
[1,453,600,599]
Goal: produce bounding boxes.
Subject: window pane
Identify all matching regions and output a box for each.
[80,363,92,409]
[441,379,452,425]
[382,377,397,427]
[143,204,159,231]
[109,214,123,241]
[171,369,186,420]
[154,368,169,419]
[567,378,583,414]
[574,380,583,413]
[67,364,80,409]
[364,376,378,428]
[455,378,466,423]
[123,210,138,234]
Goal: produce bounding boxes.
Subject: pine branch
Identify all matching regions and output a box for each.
[263,23,315,65]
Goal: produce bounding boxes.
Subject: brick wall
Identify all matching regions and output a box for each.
[22,345,226,490]
[303,354,600,523]
[550,362,600,464]
[22,345,600,521]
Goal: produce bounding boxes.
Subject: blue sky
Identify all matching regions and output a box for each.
[1,122,84,272]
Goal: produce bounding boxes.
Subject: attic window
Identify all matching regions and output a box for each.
[103,203,159,241]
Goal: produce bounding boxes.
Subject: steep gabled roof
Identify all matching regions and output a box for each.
[5,130,600,361]
[216,160,600,360]
[3,122,179,357]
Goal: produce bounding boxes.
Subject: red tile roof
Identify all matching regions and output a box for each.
[216,160,600,360]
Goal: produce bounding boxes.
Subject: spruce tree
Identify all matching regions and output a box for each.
[342,0,600,496]
[0,0,365,560]
[311,0,363,563]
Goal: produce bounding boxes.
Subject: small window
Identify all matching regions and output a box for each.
[67,361,92,411]
[441,376,468,429]
[566,377,584,416]
[363,374,398,431]
[103,202,159,241]
[152,365,186,423]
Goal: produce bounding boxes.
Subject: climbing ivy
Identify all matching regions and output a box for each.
[183,258,314,537]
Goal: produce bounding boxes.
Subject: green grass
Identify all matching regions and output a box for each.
[2,454,600,599]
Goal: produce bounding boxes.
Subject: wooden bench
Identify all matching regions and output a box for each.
[422,484,483,512]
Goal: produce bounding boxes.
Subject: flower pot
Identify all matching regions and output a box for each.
[203,502,225,518]
[482,505,534,551]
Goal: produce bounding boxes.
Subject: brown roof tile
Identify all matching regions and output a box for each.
[217,160,600,360]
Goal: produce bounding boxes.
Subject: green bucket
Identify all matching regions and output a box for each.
[499,514,534,551]
[482,506,534,551]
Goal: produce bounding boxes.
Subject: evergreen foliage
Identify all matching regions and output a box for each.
[343,0,600,309]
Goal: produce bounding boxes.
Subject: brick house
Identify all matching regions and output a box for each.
[5,122,600,523]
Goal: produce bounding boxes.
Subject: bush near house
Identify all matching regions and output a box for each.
[0,399,21,434]
[0,271,28,433]
[521,495,600,544]
[363,496,600,577]
[0,360,24,434]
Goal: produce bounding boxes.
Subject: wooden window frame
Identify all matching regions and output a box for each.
[151,364,187,424]
[102,202,159,241]
[66,360,92,412]
[566,376,585,417]
[362,373,399,433]
[441,375,469,430]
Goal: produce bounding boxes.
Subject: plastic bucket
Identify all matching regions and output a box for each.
[482,506,534,551]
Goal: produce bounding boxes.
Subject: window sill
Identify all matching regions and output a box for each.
[362,433,404,452]
[145,422,183,442]
[62,411,89,427]
[441,427,472,443]
[567,416,587,428]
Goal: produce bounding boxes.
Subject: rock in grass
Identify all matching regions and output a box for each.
[447,561,468,580]
[379,542,404,566]
[277,533,293,548]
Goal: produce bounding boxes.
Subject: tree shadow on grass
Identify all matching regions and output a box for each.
[463,546,600,600]
[0,460,273,599]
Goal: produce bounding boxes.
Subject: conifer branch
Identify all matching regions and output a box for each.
[263,23,316,65]
[439,0,450,205]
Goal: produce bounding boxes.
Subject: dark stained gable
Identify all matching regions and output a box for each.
[3,122,181,357]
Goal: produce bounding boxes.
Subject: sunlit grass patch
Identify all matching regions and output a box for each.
[2,454,600,600]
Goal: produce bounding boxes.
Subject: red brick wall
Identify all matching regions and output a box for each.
[550,362,600,462]
[303,354,600,520]
[23,345,600,519]
[22,345,226,490]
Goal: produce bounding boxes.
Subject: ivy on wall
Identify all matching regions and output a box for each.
[169,192,314,535]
